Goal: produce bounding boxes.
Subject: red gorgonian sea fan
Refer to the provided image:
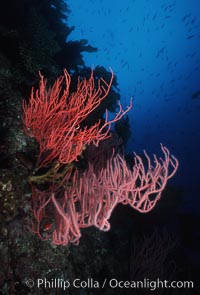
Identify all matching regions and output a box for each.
[22,68,132,168]
[22,69,178,246]
[30,144,178,246]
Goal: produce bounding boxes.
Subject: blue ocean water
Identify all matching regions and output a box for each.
[66,0,200,213]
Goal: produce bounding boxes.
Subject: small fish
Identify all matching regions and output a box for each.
[187,35,194,39]
[192,90,200,99]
